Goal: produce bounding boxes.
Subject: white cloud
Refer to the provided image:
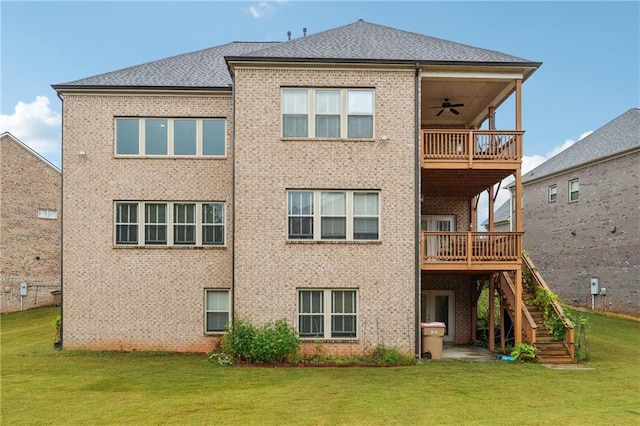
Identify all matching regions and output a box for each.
[0,96,61,165]
[248,2,272,18]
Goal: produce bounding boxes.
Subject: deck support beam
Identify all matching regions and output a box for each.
[489,273,496,351]
[514,265,523,343]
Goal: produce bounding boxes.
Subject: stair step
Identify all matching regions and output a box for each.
[538,355,574,364]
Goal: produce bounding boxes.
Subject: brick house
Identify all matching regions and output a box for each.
[0,132,61,313]
[518,109,640,316]
[54,20,570,358]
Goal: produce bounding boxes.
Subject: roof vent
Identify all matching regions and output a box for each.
[287,30,291,41]
[303,27,307,36]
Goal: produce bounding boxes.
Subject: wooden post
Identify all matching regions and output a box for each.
[500,302,506,353]
[514,265,523,343]
[515,169,523,234]
[488,187,495,232]
[515,79,522,131]
[489,273,495,351]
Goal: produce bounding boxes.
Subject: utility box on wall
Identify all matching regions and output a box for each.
[19,283,28,296]
[590,278,600,295]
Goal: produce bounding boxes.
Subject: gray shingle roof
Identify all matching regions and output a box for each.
[234,20,538,65]
[54,20,540,90]
[522,108,640,183]
[52,42,280,89]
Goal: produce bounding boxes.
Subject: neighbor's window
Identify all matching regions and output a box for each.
[548,184,557,202]
[115,118,226,156]
[205,289,230,333]
[298,289,357,339]
[569,179,579,202]
[114,201,225,246]
[37,208,58,219]
[287,190,380,241]
[282,88,374,138]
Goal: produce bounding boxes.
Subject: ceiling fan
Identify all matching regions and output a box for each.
[429,98,464,116]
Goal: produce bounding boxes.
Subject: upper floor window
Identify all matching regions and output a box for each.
[282,89,374,139]
[287,190,379,241]
[37,208,58,219]
[115,118,226,157]
[114,201,225,246]
[548,184,557,202]
[569,179,579,202]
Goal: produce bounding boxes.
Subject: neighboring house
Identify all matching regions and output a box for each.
[53,20,549,356]
[518,109,640,316]
[0,132,61,313]
[482,198,511,232]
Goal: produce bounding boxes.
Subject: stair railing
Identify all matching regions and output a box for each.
[496,272,537,345]
[522,254,575,359]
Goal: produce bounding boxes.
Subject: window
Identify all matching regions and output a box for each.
[298,290,357,339]
[287,190,380,241]
[282,88,374,138]
[569,179,579,202]
[114,202,225,246]
[205,290,230,333]
[202,203,225,245]
[37,208,57,219]
[548,184,557,202]
[115,203,138,244]
[115,118,226,156]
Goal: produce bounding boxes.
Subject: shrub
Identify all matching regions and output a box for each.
[511,342,538,362]
[369,344,415,365]
[219,318,300,364]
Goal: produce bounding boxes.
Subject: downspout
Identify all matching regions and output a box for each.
[229,74,236,324]
[414,62,421,357]
[56,91,64,349]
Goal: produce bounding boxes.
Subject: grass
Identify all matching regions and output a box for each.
[2,307,640,425]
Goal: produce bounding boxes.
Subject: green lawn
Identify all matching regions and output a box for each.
[2,307,639,425]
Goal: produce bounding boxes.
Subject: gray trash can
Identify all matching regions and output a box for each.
[421,322,446,359]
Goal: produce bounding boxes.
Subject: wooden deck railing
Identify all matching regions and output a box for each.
[421,129,523,163]
[421,232,522,265]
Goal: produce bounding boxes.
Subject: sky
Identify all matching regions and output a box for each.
[1,0,639,218]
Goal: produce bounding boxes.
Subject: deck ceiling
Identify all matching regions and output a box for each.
[422,168,513,198]
[421,77,514,128]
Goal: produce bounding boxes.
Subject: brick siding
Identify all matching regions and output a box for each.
[232,66,417,354]
[1,134,61,313]
[60,95,233,351]
[523,151,640,315]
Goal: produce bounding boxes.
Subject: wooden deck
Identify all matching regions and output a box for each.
[421,129,523,168]
[421,232,523,271]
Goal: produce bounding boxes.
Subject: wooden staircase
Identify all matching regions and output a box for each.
[497,257,575,364]
[521,281,574,364]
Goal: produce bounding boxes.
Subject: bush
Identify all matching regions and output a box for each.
[369,344,415,365]
[510,342,538,362]
[219,318,300,364]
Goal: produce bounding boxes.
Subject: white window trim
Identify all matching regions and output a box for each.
[297,289,358,340]
[286,190,381,241]
[548,184,557,203]
[114,201,226,247]
[204,289,231,334]
[281,88,375,139]
[115,118,227,157]
[569,179,579,202]
[37,208,58,219]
